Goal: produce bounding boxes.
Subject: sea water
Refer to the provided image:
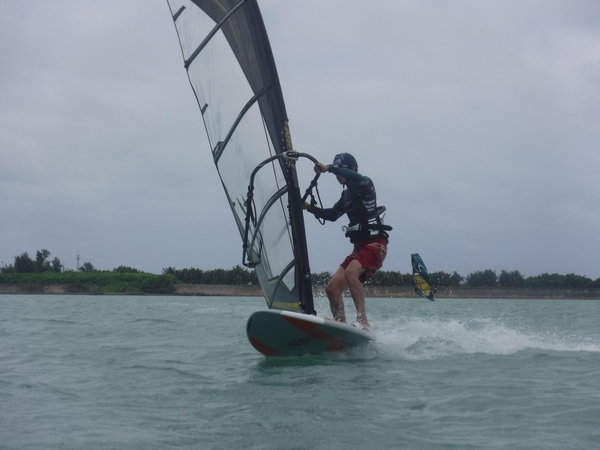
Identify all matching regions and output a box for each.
[1,295,599,449]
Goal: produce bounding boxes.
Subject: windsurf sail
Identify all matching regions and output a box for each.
[167,0,315,314]
[411,253,435,301]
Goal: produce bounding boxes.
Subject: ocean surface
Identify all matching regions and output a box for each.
[1,295,599,450]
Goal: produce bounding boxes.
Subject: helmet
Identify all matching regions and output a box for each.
[332,153,358,171]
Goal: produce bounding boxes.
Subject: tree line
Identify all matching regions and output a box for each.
[2,249,599,289]
[0,250,133,275]
[365,269,600,289]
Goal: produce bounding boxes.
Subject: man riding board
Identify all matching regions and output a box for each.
[304,153,391,331]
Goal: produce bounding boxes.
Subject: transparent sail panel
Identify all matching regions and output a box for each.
[168,0,303,310]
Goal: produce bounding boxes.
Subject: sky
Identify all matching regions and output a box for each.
[1,0,599,278]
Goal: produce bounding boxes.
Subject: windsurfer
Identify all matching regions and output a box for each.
[303,153,391,331]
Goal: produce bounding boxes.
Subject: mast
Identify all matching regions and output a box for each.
[283,137,315,314]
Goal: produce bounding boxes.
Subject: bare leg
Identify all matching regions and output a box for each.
[344,259,370,329]
[325,267,348,322]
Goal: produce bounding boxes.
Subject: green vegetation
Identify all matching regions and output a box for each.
[460,269,600,289]
[163,265,257,285]
[0,271,176,295]
[0,249,175,294]
[10,249,63,273]
[362,270,464,288]
[364,269,600,290]
[2,248,599,294]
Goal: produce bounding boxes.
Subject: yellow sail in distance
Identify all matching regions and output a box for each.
[412,253,435,301]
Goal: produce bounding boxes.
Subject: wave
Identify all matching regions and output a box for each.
[373,316,600,359]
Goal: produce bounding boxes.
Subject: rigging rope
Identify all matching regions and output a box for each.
[302,176,325,225]
[241,151,326,267]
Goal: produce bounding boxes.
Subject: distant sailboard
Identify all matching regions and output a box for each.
[411,253,435,301]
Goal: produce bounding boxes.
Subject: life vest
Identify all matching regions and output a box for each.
[344,206,392,243]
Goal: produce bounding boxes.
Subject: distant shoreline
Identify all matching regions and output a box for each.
[1,283,599,299]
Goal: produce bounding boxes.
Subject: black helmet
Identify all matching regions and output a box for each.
[332,153,358,171]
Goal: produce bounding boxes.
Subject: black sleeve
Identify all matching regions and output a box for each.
[306,196,345,222]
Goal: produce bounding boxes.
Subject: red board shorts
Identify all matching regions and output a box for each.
[340,237,388,282]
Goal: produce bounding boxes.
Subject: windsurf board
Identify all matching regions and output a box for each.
[246,309,373,356]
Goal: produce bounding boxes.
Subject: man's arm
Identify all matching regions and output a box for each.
[329,166,366,184]
[305,197,345,222]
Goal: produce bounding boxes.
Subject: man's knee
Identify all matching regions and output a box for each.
[325,281,341,298]
[344,262,364,284]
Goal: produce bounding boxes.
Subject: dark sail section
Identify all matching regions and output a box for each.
[167,0,314,313]
[188,0,288,161]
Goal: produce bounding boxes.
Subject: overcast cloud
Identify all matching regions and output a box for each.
[1,0,599,278]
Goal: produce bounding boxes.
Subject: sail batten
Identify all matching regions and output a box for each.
[213,85,270,164]
[183,0,247,69]
[167,0,314,314]
[173,5,185,21]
